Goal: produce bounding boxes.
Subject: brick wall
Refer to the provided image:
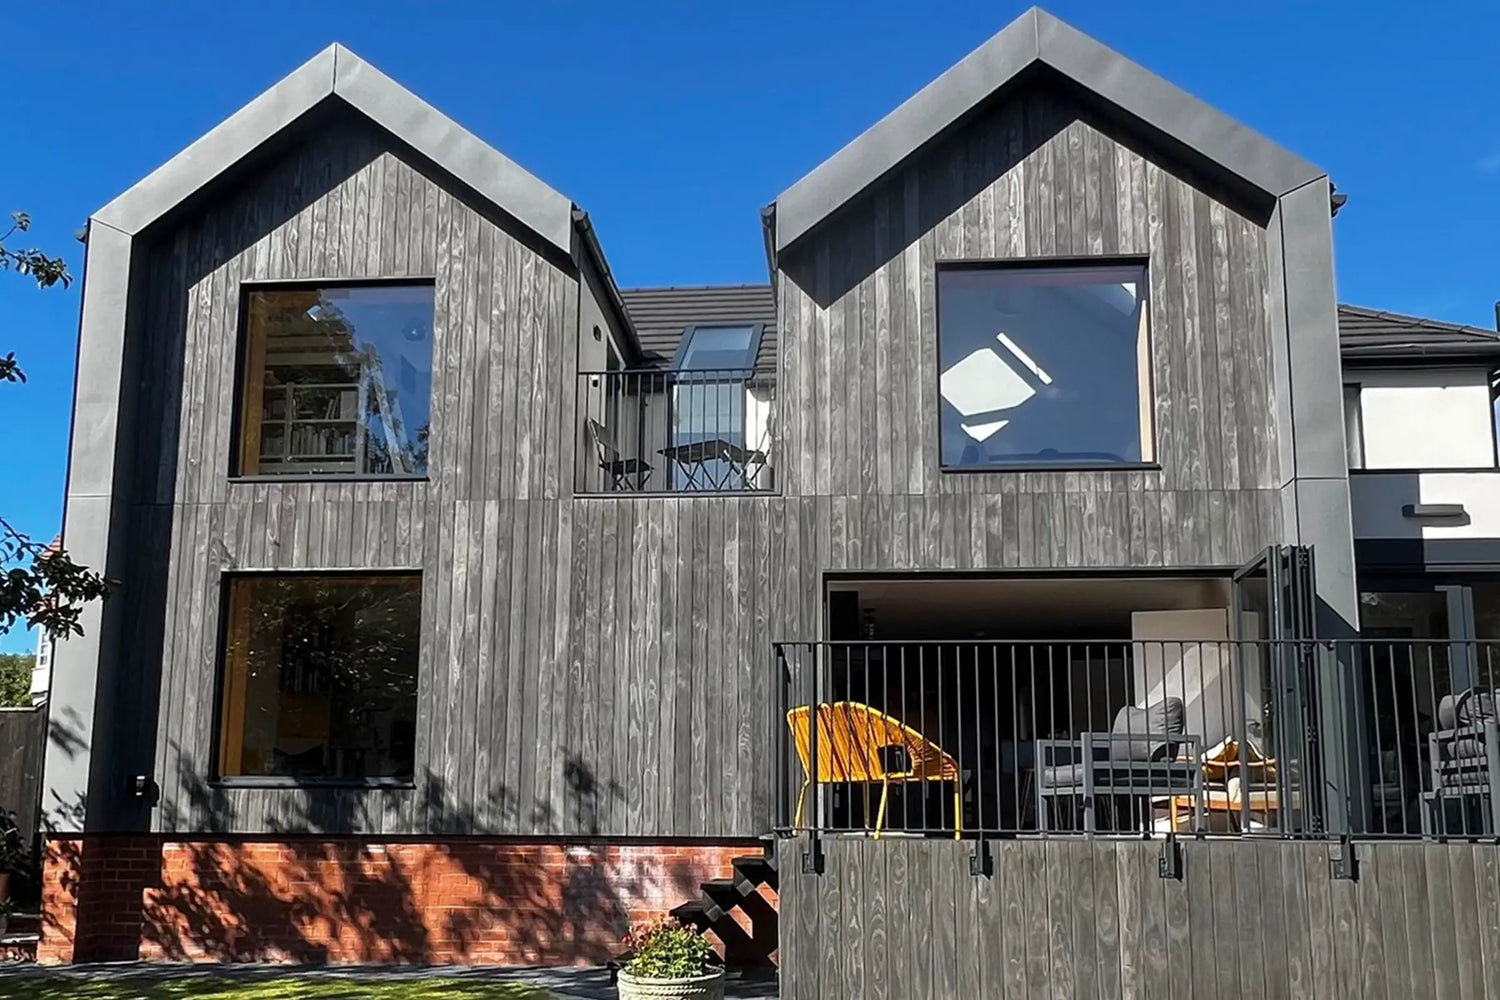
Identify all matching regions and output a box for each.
[39,836,755,966]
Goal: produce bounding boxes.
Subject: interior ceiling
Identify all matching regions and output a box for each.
[837,576,1231,638]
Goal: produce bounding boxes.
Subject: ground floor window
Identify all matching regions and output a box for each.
[216,573,421,782]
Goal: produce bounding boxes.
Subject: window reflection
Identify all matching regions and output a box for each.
[936,264,1153,469]
[237,284,435,477]
[217,574,421,781]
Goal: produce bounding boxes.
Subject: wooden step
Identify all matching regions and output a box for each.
[730,854,778,894]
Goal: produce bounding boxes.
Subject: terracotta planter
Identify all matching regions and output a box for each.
[617,968,726,1000]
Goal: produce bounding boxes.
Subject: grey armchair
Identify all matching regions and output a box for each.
[1036,697,1202,833]
[1425,687,1499,836]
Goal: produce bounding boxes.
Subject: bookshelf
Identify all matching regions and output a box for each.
[255,370,368,475]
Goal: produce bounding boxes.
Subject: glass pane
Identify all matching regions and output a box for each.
[671,377,745,489]
[1359,591,1449,638]
[238,285,435,476]
[217,574,421,780]
[677,325,756,371]
[936,264,1150,468]
[1344,384,1363,469]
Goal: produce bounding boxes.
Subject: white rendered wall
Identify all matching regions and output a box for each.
[1351,368,1496,470]
[1351,470,1500,539]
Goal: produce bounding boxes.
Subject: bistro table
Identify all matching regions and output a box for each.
[659,438,767,490]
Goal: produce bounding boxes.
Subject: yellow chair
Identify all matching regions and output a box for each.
[786,702,963,840]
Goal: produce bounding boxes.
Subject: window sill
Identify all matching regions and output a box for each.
[1349,467,1500,475]
[211,777,417,791]
[939,463,1163,474]
[228,474,430,485]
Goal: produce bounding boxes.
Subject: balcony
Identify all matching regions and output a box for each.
[575,368,776,495]
[773,638,1499,841]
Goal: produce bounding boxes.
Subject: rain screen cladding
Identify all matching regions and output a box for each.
[936,262,1153,469]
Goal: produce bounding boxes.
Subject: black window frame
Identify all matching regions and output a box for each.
[228,276,438,483]
[933,256,1159,473]
[208,567,424,789]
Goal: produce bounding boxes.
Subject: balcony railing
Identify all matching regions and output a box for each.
[575,368,776,494]
[773,639,1500,842]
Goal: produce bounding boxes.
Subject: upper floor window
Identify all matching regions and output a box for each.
[936,262,1153,470]
[669,324,766,490]
[235,283,435,478]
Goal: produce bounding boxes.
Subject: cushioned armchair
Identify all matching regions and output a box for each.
[1035,697,1202,833]
[1425,687,1499,836]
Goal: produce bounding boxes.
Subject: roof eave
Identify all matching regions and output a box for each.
[1341,345,1500,370]
[92,44,575,255]
[771,6,1326,254]
[572,208,643,362]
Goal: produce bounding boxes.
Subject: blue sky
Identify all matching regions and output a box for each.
[3,1,1499,651]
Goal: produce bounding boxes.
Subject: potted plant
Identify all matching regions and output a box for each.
[616,918,725,1000]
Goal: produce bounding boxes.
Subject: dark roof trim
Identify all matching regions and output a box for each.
[769,7,1326,254]
[1337,304,1500,368]
[571,209,639,357]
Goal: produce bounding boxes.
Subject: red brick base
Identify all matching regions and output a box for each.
[39,836,756,966]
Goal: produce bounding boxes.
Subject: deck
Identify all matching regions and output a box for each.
[776,836,1500,1000]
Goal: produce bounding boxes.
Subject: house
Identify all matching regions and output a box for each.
[26,536,61,705]
[39,6,1499,993]
[29,630,53,706]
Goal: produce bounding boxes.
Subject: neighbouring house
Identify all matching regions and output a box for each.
[26,536,61,705]
[29,630,52,705]
[39,7,1500,994]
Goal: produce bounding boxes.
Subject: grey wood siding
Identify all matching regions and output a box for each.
[117,116,784,838]
[121,81,1294,839]
[776,88,1283,562]
[778,837,1500,1000]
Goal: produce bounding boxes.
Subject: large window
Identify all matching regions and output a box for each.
[216,573,421,782]
[669,324,764,490]
[936,263,1153,469]
[236,283,435,477]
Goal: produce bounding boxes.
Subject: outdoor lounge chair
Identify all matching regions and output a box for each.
[1167,737,1286,832]
[1035,697,1202,833]
[585,417,650,491]
[786,701,962,839]
[1425,686,1500,836]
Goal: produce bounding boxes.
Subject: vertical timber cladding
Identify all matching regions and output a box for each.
[127,113,779,839]
[773,87,1287,630]
[776,838,1500,1000]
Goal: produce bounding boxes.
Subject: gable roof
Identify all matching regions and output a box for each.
[768,6,1327,253]
[94,44,575,254]
[1338,305,1500,367]
[619,285,777,373]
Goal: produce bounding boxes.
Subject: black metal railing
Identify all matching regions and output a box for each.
[575,368,776,494]
[772,639,1500,842]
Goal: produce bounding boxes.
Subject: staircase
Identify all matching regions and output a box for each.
[669,840,779,966]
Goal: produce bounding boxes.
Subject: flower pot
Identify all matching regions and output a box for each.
[617,968,726,1000]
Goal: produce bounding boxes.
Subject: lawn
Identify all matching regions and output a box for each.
[0,973,558,1000]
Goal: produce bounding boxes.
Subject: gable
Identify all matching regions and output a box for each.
[93,44,575,256]
[769,7,1326,254]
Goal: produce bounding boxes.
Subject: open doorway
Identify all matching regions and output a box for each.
[808,574,1252,834]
